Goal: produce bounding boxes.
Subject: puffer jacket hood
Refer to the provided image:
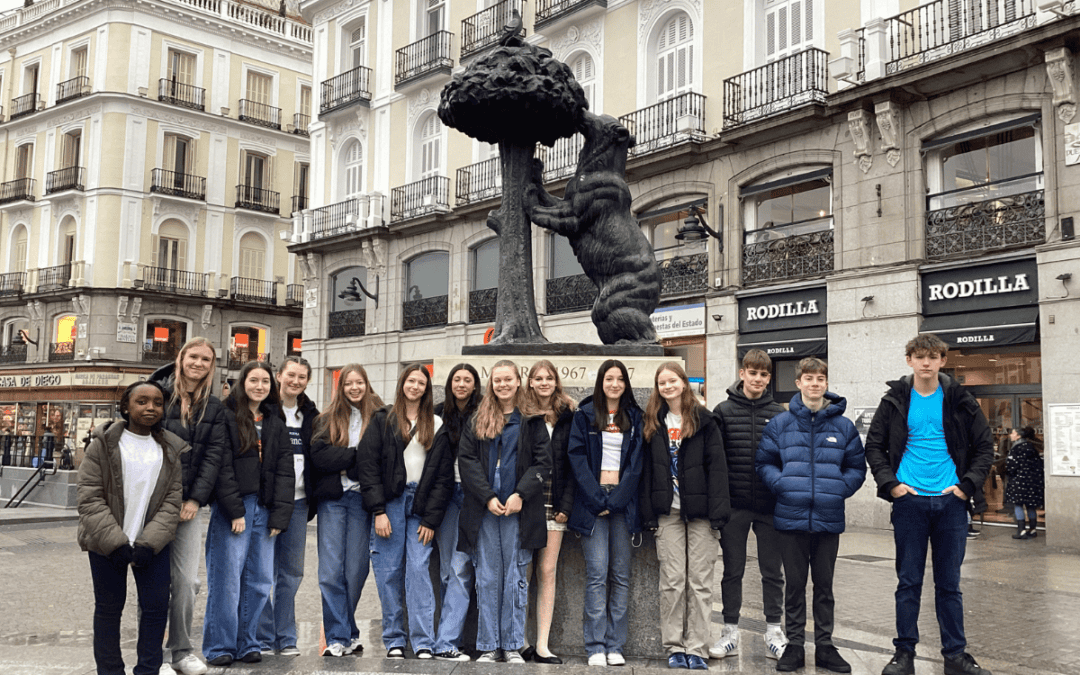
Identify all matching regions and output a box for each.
[713,380,785,514]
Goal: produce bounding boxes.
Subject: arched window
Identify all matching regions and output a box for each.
[58,217,77,265]
[2,318,29,349]
[229,325,267,368]
[404,251,449,330]
[656,13,694,102]
[9,225,27,275]
[340,140,363,198]
[469,239,499,324]
[640,200,708,261]
[415,112,442,180]
[238,232,266,280]
[550,234,583,279]
[55,314,77,342]
[571,53,595,109]
[153,220,188,271]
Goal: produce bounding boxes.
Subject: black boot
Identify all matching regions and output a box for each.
[1011,519,1027,539]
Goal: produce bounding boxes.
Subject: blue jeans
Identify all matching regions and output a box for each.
[891,493,968,657]
[257,498,307,650]
[89,545,171,675]
[166,509,203,663]
[1014,505,1038,523]
[475,469,529,652]
[317,490,371,647]
[203,495,275,660]
[435,483,474,653]
[580,511,632,656]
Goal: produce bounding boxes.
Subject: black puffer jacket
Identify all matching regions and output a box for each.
[149,363,228,506]
[215,400,296,532]
[309,408,364,504]
[712,381,785,515]
[641,403,730,529]
[285,394,320,521]
[549,407,576,517]
[356,406,455,530]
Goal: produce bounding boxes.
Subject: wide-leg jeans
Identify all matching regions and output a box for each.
[317,490,371,648]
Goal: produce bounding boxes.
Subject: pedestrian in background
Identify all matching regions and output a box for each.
[1004,427,1043,540]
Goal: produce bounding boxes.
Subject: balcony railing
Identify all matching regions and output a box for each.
[305,197,367,239]
[49,341,75,362]
[36,263,72,292]
[0,344,28,364]
[286,283,304,307]
[724,48,828,129]
[535,0,606,28]
[321,66,373,114]
[238,99,282,130]
[885,0,1035,75]
[456,157,501,206]
[742,218,834,285]
[45,167,85,194]
[151,168,206,201]
[926,188,1044,261]
[235,184,280,214]
[9,93,42,120]
[292,112,310,136]
[291,195,309,214]
[158,79,205,111]
[56,76,90,104]
[461,0,525,59]
[0,272,26,296]
[0,178,35,204]
[546,273,597,315]
[469,288,498,324]
[403,295,449,330]
[620,92,706,157]
[231,276,277,304]
[329,309,366,338]
[141,344,181,364]
[390,176,450,223]
[538,133,584,182]
[142,266,207,296]
[228,349,271,370]
[659,252,709,297]
[396,31,454,87]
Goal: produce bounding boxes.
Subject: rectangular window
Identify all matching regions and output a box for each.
[24,64,39,96]
[14,237,27,274]
[350,23,366,69]
[164,134,195,175]
[242,151,270,190]
[295,162,309,200]
[300,85,312,116]
[70,47,88,79]
[929,123,1041,210]
[246,71,272,106]
[15,145,33,179]
[167,49,196,85]
[240,246,265,280]
[742,170,832,245]
[61,131,81,169]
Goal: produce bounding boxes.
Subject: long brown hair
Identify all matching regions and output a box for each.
[523,359,575,426]
[314,364,384,446]
[592,359,635,433]
[473,360,524,440]
[390,364,435,449]
[170,337,217,427]
[644,362,699,442]
[231,361,280,455]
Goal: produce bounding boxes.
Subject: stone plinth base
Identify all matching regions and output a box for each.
[434,353,681,390]
[462,343,664,357]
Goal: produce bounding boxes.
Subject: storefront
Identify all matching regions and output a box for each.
[651,303,707,397]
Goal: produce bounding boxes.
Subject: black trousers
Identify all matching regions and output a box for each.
[777,530,839,647]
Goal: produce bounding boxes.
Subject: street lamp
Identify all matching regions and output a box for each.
[675,204,722,249]
[338,276,379,308]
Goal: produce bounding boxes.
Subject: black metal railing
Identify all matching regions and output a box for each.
[9,93,42,120]
[723,48,828,129]
[469,288,498,324]
[536,0,606,26]
[49,341,75,362]
[286,283,304,307]
[235,184,280,214]
[36,263,72,292]
[56,76,90,104]
[238,99,282,129]
[329,309,366,338]
[142,266,207,295]
[1,434,68,469]
[538,134,583,182]
[461,0,525,58]
[231,277,278,304]
[0,344,27,363]
[403,295,449,330]
[309,197,363,239]
[228,349,271,370]
[856,28,866,82]
[291,195,309,213]
[926,189,1044,261]
[886,0,1035,74]
[151,168,206,200]
[45,167,85,194]
[396,31,454,86]
[659,252,709,297]
[0,272,26,296]
[742,220,834,285]
[292,112,310,135]
[620,92,706,157]
[390,176,450,223]
[546,273,597,315]
[456,157,501,206]
[141,344,181,364]
[0,178,35,204]
[158,79,205,111]
[321,66,373,114]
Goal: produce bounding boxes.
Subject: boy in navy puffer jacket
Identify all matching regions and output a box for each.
[756,358,866,674]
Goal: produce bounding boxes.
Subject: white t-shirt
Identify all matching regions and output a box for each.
[119,429,164,545]
[403,415,443,484]
[283,403,306,502]
[342,407,363,492]
[665,412,683,512]
[601,413,623,472]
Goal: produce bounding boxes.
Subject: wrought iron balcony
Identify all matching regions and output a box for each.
[403,294,449,330]
[292,113,310,136]
[141,344,181,364]
[538,133,584,182]
[238,99,282,130]
[49,341,75,362]
[469,288,498,324]
[456,157,501,206]
[0,178,35,204]
[56,76,90,104]
[151,168,206,200]
[926,188,1044,261]
[158,79,205,111]
[9,93,42,120]
[291,195,309,214]
[461,0,525,59]
[396,31,454,88]
[0,272,26,296]
[620,92,706,157]
[535,0,607,30]
[228,349,271,370]
[0,344,28,364]
[742,218,834,285]
[546,273,597,315]
[142,266,207,296]
[659,252,709,297]
[329,309,366,338]
[306,197,374,239]
[723,48,829,129]
[286,283,304,307]
[235,184,280,214]
[45,167,85,194]
[321,66,373,114]
[231,277,278,305]
[390,176,450,223]
[36,263,72,292]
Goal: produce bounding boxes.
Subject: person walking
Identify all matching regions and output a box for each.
[1004,427,1043,540]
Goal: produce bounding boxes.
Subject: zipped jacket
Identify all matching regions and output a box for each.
[713,381,785,514]
[287,394,321,521]
[549,406,576,517]
[215,400,296,532]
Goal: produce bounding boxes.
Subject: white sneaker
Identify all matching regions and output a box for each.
[322,643,347,657]
[764,624,788,660]
[279,646,301,656]
[477,650,502,663]
[159,664,177,675]
[606,653,625,666]
[174,655,208,675]
[708,624,739,659]
[588,653,608,667]
[505,650,526,664]
[349,637,364,654]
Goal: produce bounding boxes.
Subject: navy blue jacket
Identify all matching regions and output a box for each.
[567,396,645,535]
[756,392,866,534]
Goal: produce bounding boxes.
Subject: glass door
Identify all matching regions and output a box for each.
[977,394,1044,526]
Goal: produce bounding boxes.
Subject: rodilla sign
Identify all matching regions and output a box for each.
[921,258,1038,315]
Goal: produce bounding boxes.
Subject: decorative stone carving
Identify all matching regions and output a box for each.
[10,208,31,224]
[361,238,386,276]
[639,0,701,45]
[202,304,213,329]
[304,252,321,279]
[131,105,229,135]
[313,0,359,25]
[330,108,368,147]
[118,296,129,320]
[131,297,142,320]
[28,301,44,322]
[53,196,82,223]
[874,101,902,168]
[46,105,101,129]
[152,196,202,225]
[78,294,91,316]
[71,297,83,317]
[408,88,436,126]
[1046,47,1077,124]
[551,19,603,62]
[848,110,873,174]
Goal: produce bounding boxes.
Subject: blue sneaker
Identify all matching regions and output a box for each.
[668,653,688,669]
[686,655,708,670]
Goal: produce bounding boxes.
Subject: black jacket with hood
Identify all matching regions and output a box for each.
[284,393,321,521]
[712,381,785,515]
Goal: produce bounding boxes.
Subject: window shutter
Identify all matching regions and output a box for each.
[150,234,160,268]
[300,86,312,117]
[767,11,776,58]
[164,135,176,173]
[176,239,187,271]
[791,1,801,45]
[72,48,88,79]
[778,7,788,51]
[804,0,813,41]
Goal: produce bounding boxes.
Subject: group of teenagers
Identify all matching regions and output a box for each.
[76,331,996,675]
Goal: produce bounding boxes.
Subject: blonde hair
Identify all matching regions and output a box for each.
[314,364,385,446]
[644,362,700,442]
[170,337,218,427]
[522,359,575,426]
[473,360,524,440]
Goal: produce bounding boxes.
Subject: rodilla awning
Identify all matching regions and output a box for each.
[737,326,827,359]
[920,307,1038,348]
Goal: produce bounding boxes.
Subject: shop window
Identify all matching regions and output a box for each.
[143,318,187,363]
[286,330,302,355]
[469,239,499,324]
[229,325,267,368]
[641,199,708,261]
[329,265,368,339]
[55,314,76,343]
[403,251,449,330]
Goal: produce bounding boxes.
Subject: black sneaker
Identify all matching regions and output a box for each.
[207,654,233,667]
[239,652,261,663]
[776,644,804,672]
[881,649,914,675]
[944,653,992,675]
[814,645,851,673]
[966,526,980,539]
[386,647,405,660]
